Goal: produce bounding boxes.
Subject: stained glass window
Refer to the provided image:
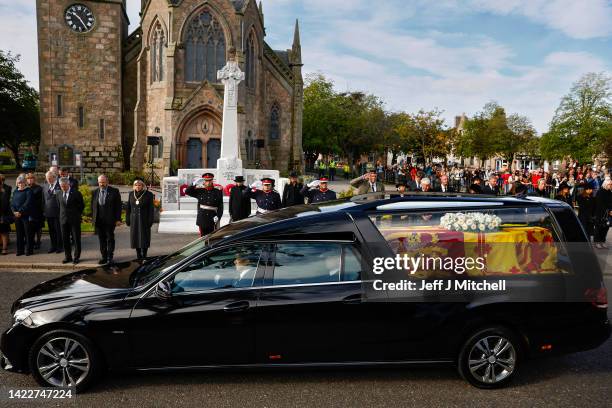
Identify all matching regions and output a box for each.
[184,10,226,82]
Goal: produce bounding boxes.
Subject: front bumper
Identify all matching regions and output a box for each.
[1,325,33,374]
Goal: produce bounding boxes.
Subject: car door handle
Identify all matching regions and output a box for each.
[342,294,362,304]
[224,301,250,313]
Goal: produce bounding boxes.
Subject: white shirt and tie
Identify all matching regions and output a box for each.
[370,182,377,193]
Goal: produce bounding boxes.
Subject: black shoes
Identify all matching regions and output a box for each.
[73,258,80,265]
[62,258,72,264]
[48,248,57,253]
[98,258,108,265]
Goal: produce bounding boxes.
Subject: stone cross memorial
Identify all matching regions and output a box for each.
[159,56,284,233]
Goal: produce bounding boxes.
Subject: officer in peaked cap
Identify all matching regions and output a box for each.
[244,177,282,214]
[300,177,337,204]
[185,172,223,236]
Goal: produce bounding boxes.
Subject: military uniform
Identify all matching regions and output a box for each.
[244,178,281,214]
[301,178,337,204]
[185,174,223,236]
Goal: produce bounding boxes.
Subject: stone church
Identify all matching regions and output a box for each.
[36,0,304,176]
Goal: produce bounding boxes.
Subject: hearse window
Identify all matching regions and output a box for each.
[369,207,570,277]
[171,245,262,293]
[272,243,362,285]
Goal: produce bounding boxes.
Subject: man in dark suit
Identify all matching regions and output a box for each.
[434,174,455,193]
[228,176,251,222]
[91,174,122,264]
[282,171,304,207]
[59,167,79,191]
[482,175,500,196]
[43,171,63,253]
[56,177,84,264]
[25,173,45,250]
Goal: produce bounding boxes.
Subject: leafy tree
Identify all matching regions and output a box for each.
[540,72,611,163]
[0,51,40,168]
[455,102,504,161]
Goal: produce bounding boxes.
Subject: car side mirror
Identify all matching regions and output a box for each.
[156,280,172,299]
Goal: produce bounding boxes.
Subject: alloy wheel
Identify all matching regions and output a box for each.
[467,335,516,384]
[36,337,90,387]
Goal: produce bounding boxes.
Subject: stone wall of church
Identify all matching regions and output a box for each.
[264,67,293,172]
[37,0,126,172]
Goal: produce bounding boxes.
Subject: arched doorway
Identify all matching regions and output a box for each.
[176,109,222,168]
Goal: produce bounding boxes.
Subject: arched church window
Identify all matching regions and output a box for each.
[245,32,255,88]
[184,9,226,83]
[269,103,280,140]
[151,22,166,82]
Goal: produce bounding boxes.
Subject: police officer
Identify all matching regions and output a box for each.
[244,178,282,214]
[301,177,337,203]
[185,173,223,236]
[229,175,251,221]
[282,171,304,207]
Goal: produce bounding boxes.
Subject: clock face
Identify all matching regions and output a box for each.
[65,4,95,33]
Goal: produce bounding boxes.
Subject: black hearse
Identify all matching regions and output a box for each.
[1,194,609,391]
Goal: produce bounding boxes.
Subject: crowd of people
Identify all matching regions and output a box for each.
[0,159,609,264]
[0,167,155,264]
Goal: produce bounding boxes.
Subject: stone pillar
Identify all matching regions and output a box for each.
[216,56,246,187]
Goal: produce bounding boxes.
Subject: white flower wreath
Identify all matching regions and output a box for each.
[440,212,502,232]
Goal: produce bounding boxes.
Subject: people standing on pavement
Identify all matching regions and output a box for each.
[554,182,573,207]
[482,175,500,195]
[390,182,409,198]
[126,178,155,260]
[57,177,84,264]
[0,174,11,197]
[301,177,337,203]
[577,182,596,242]
[43,171,63,253]
[434,174,455,193]
[318,160,327,180]
[532,178,548,197]
[185,173,224,236]
[282,171,304,207]
[594,178,612,249]
[245,178,282,214]
[25,173,44,250]
[350,169,385,196]
[0,176,13,255]
[91,175,122,265]
[417,178,433,192]
[228,176,251,221]
[328,159,336,181]
[59,167,79,191]
[343,163,351,180]
[11,176,33,256]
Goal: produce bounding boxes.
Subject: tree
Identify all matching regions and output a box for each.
[302,74,389,164]
[0,51,40,168]
[540,72,612,163]
[455,101,506,161]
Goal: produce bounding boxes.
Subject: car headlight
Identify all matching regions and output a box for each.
[12,309,33,327]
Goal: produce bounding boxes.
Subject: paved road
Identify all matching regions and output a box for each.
[0,272,610,407]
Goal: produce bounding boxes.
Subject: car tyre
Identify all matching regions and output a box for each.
[28,329,103,392]
[458,325,522,389]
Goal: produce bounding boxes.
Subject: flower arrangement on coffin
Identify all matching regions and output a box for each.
[440,212,502,232]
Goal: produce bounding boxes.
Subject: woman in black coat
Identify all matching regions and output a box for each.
[126,179,155,260]
[11,176,33,256]
[576,182,596,241]
[0,175,12,255]
[594,179,612,249]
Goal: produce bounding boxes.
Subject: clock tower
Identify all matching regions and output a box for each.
[36,0,128,172]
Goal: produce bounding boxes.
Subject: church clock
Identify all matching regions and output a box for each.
[64,4,95,33]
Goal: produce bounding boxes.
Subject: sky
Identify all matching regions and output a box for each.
[1,0,611,134]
